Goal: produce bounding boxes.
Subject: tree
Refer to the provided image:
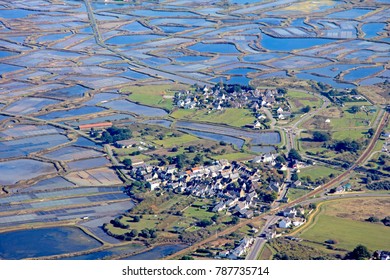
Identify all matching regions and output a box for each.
[291,173,299,181]
[188,146,196,153]
[288,149,302,161]
[133,215,140,222]
[129,229,138,238]
[276,155,286,164]
[181,255,194,260]
[196,219,212,227]
[301,105,311,113]
[349,105,360,114]
[345,244,371,260]
[366,216,379,223]
[231,216,240,225]
[313,131,331,142]
[123,158,132,168]
[367,128,375,138]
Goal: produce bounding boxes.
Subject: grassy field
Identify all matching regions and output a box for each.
[299,166,341,180]
[332,129,366,141]
[212,152,255,161]
[121,84,188,111]
[330,109,377,129]
[286,188,311,201]
[300,214,390,251]
[287,90,323,112]
[298,198,390,251]
[154,133,199,148]
[183,205,214,220]
[171,108,254,127]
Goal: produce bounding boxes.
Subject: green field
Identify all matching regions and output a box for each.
[171,108,254,127]
[299,166,341,180]
[287,90,323,112]
[286,188,311,201]
[121,84,188,111]
[332,129,366,140]
[330,108,377,129]
[213,152,255,161]
[183,206,214,220]
[106,214,161,235]
[154,133,199,148]
[300,214,390,251]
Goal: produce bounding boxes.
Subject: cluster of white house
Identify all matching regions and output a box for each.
[131,159,278,218]
[174,86,292,125]
[218,237,254,259]
[278,207,306,229]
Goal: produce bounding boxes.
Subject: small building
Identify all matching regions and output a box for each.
[283,207,297,218]
[218,250,230,258]
[150,179,161,191]
[212,201,226,212]
[268,181,280,193]
[116,139,138,148]
[382,132,390,138]
[79,122,112,130]
[264,229,276,240]
[279,218,292,229]
[342,183,352,191]
[292,218,306,227]
[240,209,254,219]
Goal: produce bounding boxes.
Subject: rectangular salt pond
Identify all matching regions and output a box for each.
[0,134,69,159]
[260,33,335,51]
[104,100,167,117]
[328,8,373,19]
[179,128,244,149]
[40,85,88,99]
[82,92,120,106]
[74,137,102,149]
[24,176,76,192]
[343,66,383,81]
[65,168,123,186]
[120,21,152,32]
[68,114,134,127]
[4,97,58,115]
[0,227,102,259]
[37,106,106,120]
[189,43,240,54]
[67,157,111,171]
[0,125,61,138]
[0,159,56,185]
[0,9,37,18]
[296,72,355,89]
[106,35,164,45]
[0,63,24,75]
[176,121,281,145]
[43,146,103,161]
[0,50,18,58]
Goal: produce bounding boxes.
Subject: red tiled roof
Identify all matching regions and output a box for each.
[79,122,113,130]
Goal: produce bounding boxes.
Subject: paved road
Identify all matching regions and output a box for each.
[246,238,266,260]
[246,215,280,260]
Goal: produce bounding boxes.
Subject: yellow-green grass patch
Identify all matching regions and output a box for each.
[213,152,255,161]
[171,108,254,127]
[286,188,311,201]
[332,129,366,140]
[299,166,341,180]
[154,134,199,148]
[121,84,188,111]
[300,214,390,251]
